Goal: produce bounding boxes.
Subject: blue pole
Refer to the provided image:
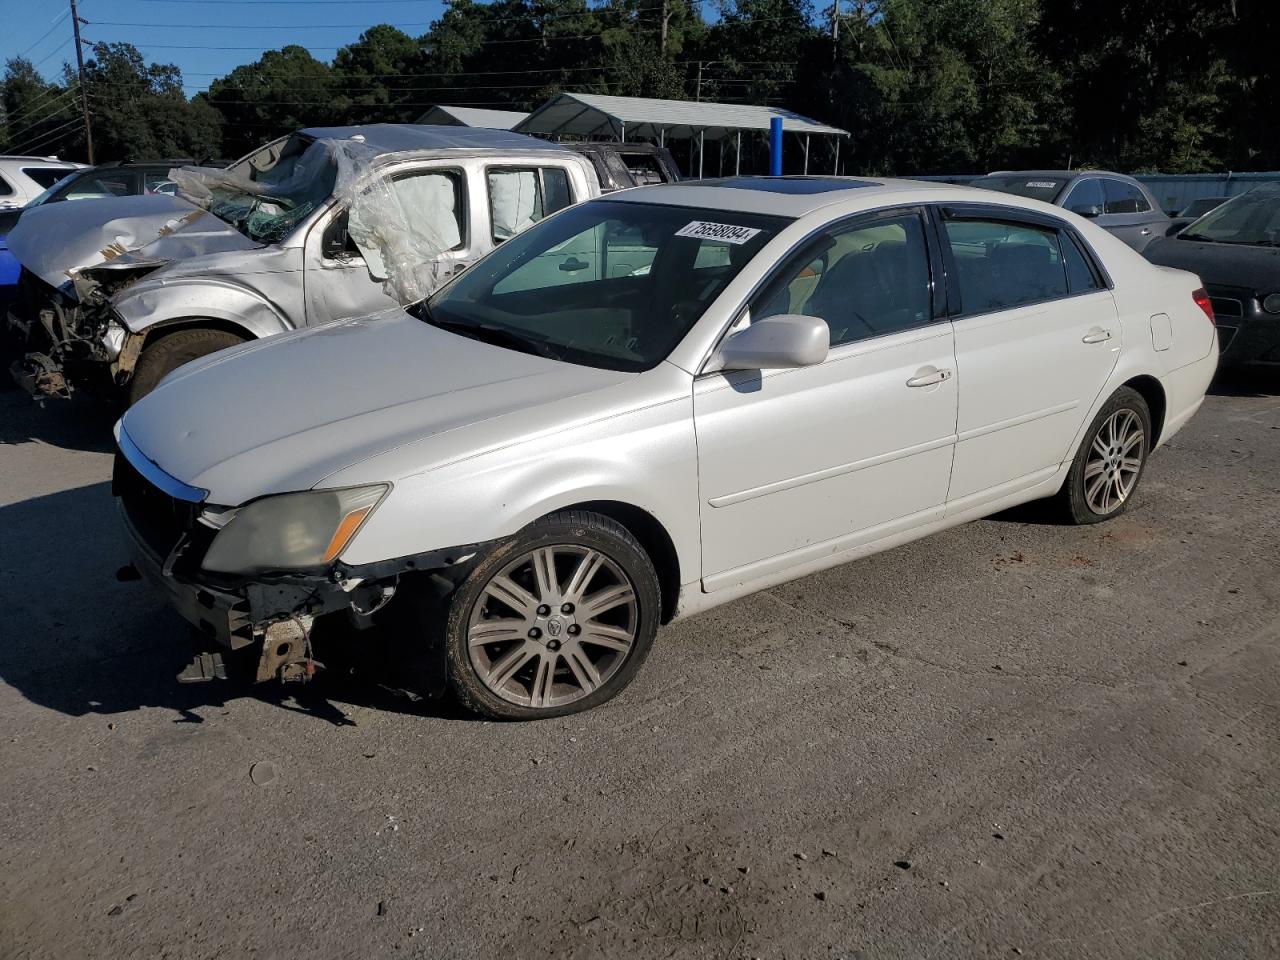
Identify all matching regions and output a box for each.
[769,117,783,176]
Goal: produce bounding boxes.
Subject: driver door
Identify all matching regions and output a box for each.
[302,163,472,326]
[693,208,958,590]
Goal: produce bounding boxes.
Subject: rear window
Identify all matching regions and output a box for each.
[22,166,74,189]
[971,176,1067,203]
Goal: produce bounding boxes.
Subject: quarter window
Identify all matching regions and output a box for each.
[1061,233,1102,293]
[754,213,933,346]
[943,218,1071,313]
[22,166,73,189]
[488,167,574,242]
[1103,179,1151,214]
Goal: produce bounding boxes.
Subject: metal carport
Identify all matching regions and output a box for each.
[514,92,849,177]
[417,105,531,130]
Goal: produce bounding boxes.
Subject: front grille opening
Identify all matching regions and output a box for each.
[113,448,200,561]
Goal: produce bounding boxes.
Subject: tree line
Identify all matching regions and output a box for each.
[1,0,1275,176]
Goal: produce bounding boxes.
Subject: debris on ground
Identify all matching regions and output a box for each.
[249,761,278,786]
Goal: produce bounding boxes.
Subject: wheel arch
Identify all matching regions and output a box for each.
[543,499,681,624]
[138,315,258,349]
[1121,374,1166,444]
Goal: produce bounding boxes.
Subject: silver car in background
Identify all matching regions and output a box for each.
[6,125,598,403]
[970,170,1171,252]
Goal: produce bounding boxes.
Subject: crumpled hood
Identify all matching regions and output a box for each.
[7,194,254,292]
[120,311,633,505]
[1144,235,1280,292]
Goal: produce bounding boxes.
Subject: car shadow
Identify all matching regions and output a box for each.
[0,480,474,725]
[0,388,118,453]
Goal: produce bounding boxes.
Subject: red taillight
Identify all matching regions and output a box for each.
[1193,287,1216,325]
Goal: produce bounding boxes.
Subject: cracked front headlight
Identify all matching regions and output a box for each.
[201,484,389,575]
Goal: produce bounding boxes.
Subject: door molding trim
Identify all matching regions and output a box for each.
[707,433,958,508]
[956,400,1078,443]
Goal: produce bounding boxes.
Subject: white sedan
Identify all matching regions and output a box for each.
[114,177,1218,719]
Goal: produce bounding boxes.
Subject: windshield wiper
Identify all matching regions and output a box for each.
[424,314,558,359]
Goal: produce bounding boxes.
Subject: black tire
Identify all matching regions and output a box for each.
[1057,386,1153,525]
[127,328,246,405]
[439,510,661,720]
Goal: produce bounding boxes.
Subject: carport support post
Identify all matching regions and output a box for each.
[735,130,741,175]
[698,129,705,179]
[833,137,840,174]
[804,134,810,174]
[769,117,783,176]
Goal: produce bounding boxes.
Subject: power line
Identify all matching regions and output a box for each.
[14,9,71,61]
[31,37,73,70]
[6,116,83,156]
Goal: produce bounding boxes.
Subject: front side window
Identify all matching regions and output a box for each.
[63,171,136,200]
[346,168,466,276]
[1103,179,1151,214]
[754,212,933,346]
[944,218,1072,313]
[1063,178,1104,214]
[422,200,785,372]
[487,167,574,242]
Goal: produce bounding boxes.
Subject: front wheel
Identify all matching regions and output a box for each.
[127,328,247,405]
[442,511,661,720]
[1057,386,1152,524]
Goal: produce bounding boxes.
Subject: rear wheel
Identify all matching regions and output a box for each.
[442,510,660,720]
[127,328,246,404]
[1057,386,1152,524]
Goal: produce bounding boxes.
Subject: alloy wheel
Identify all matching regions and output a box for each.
[467,544,639,709]
[1084,408,1145,515]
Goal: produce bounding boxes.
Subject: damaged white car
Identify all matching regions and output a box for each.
[115,177,1217,720]
[6,125,597,403]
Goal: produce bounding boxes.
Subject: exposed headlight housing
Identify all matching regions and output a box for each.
[201,484,389,575]
[1262,293,1280,315]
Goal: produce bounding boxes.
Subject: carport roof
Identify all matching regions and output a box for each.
[515,92,848,141]
[416,105,531,130]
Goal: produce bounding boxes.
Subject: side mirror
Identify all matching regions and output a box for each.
[1070,204,1102,219]
[715,314,829,372]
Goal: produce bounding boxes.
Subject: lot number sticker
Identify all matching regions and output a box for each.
[675,221,762,245]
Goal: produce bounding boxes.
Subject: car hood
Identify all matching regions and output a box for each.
[1144,235,1280,291]
[120,311,634,505]
[7,194,254,292]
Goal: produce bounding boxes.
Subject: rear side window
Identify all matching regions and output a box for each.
[23,166,73,189]
[487,167,574,242]
[1103,179,1151,214]
[944,218,1070,313]
[0,175,12,197]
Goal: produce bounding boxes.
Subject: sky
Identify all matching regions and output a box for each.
[4,0,454,96]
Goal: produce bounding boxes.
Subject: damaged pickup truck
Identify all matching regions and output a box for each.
[6,124,598,403]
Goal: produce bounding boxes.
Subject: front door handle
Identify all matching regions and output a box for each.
[1082,329,1113,344]
[906,367,952,387]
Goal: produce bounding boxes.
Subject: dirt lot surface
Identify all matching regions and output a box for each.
[1,379,1277,960]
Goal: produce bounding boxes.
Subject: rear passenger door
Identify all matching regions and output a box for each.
[939,205,1120,508]
[1098,178,1167,251]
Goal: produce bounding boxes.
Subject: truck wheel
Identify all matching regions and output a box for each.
[128,328,246,404]
[443,510,661,720]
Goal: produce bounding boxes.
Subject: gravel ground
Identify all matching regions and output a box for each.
[0,378,1277,960]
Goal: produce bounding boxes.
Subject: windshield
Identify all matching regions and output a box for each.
[203,135,337,243]
[971,175,1067,203]
[422,199,787,372]
[1181,191,1280,245]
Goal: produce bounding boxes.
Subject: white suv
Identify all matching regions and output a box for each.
[115,177,1218,719]
[0,155,84,211]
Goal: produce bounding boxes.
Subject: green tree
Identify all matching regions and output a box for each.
[1,57,75,158]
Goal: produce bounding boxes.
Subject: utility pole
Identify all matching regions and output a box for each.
[69,0,94,163]
[695,61,702,102]
[660,0,669,55]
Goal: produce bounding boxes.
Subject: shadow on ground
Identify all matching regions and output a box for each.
[0,479,470,725]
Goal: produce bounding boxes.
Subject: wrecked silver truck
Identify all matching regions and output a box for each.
[5,125,599,403]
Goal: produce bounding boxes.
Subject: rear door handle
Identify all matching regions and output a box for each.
[1140,227,1152,236]
[1082,329,1112,344]
[906,367,952,387]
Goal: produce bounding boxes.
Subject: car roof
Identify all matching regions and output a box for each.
[604,176,962,217]
[984,169,1138,181]
[298,123,568,157]
[0,156,82,167]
